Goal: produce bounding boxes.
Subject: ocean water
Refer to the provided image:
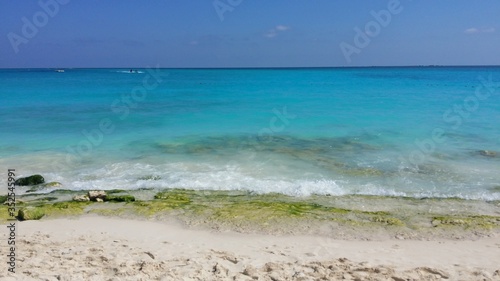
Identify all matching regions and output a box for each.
[1,67,499,200]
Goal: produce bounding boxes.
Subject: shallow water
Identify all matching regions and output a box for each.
[1,67,499,199]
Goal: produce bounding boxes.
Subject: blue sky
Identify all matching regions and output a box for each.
[1,0,499,68]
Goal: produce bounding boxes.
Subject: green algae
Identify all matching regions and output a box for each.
[18,208,45,220]
[0,207,12,221]
[432,215,500,229]
[106,189,128,194]
[371,216,405,226]
[90,207,128,217]
[198,200,406,228]
[130,200,186,217]
[154,190,192,203]
[105,195,136,202]
[20,189,88,199]
[12,188,488,228]
[143,189,406,228]
[25,201,92,218]
[213,201,334,220]
[358,210,391,216]
[4,187,500,237]
[36,196,58,202]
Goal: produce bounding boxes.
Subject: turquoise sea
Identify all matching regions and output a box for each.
[1,67,499,200]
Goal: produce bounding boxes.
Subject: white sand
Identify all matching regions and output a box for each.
[1,216,500,280]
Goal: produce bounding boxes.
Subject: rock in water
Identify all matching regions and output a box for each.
[43,182,62,187]
[478,150,496,157]
[14,174,45,186]
[73,195,90,202]
[88,190,107,201]
[18,208,45,221]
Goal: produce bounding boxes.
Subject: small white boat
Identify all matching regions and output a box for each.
[55,69,65,73]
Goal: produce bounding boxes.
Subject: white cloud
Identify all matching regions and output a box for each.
[264,25,290,38]
[275,25,290,31]
[464,27,495,34]
[464,28,479,34]
[265,32,277,38]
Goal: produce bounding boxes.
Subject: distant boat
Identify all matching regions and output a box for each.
[55,69,65,73]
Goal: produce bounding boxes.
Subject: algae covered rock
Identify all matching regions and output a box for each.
[18,208,45,221]
[37,197,58,202]
[15,174,45,186]
[88,190,107,201]
[154,191,191,203]
[105,195,136,202]
[478,150,497,157]
[43,182,62,187]
[73,195,90,202]
[106,189,127,194]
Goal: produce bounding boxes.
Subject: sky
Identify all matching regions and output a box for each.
[0,0,499,68]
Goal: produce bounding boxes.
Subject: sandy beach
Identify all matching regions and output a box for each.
[1,215,499,281]
[3,0,500,280]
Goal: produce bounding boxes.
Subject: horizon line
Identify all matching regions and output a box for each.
[2,64,500,70]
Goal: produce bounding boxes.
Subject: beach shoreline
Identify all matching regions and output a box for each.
[6,188,500,239]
